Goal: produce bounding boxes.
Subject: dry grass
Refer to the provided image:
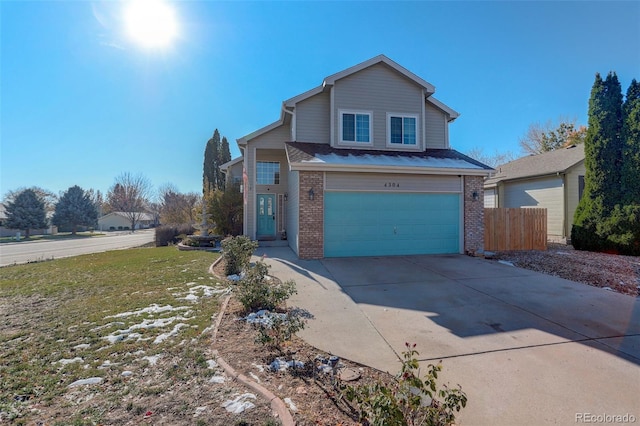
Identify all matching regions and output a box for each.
[0,247,276,425]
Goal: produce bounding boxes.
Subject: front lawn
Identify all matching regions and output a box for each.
[0,247,273,425]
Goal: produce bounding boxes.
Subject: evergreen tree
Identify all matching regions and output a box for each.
[573,72,638,254]
[203,129,220,193]
[52,185,98,234]
[218,136,232,189]
[208,183,243,236]
[4,189,47,238]
[580,72,623,216]
[622,79,640,206]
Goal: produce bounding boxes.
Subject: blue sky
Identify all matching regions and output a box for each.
[2,1,639,199]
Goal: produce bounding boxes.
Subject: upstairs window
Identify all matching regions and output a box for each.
[256,161,280,185]
[388,114,418,146]
[340,110,372,144]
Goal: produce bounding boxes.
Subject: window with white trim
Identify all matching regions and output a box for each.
[387,114,418,146]
[256,161,280,185]
[339,110,372,144]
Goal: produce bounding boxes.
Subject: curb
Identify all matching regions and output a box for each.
[208,257,295,426]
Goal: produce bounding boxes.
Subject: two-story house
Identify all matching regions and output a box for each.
[233,55,493,259]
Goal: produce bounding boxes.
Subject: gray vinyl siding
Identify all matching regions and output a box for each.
[287,170,299,255]
[255,150,289,238]
[425,102,447,149]
[252,124,290,149]
[245,124,290,238]
[245,146,255,238]
[296,92,330,143]
[325,173,461,193]
[503,177,564,237]
[565,161,586,235]
[484,187,496,208]
[333,63,423,151]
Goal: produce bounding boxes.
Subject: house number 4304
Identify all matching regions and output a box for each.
[384,182,400,188]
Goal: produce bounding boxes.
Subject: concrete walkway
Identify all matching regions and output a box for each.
[257,247,640,426]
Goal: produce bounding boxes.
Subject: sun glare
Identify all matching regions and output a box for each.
[125,0,178,49]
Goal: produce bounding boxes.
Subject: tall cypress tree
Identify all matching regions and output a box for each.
[203,129,221,194]
[622,79,640,206]
[218,136,232,189]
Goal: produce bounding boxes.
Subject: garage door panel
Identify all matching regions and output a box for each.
[324,192,460,257]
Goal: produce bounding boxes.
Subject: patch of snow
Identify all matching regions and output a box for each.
[209,375,225,384]
[556,251,571,255]
[194,406,207,417]
[206,360,218,369]
[284,398,298,412]
[121,371,133,377]
[251,363,264,373]
[142,355,161,366]
[603,287,613,291]
[222,393,256,414]
[68,377,103,388]
[498,260,515,267]
[103,334,126,344]
[182,294,199,302]
[73,343,90,350]
[54,357,83,366]
[91,321,125,332]
[249,372,261,383]
[105,304,189,319]
[153,323,189,344]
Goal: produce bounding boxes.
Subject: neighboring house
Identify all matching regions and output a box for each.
[484,144,586,241]
[220,157,244,187]
[235,55,493,259]
[0,203,57,237]
[98,212,155,231]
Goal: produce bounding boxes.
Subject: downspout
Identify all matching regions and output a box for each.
[282,106,295,141]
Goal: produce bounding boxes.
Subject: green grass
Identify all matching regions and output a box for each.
[0,231,106,244]
[0,247,223,423]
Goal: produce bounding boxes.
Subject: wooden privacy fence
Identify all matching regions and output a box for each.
[484,208,547,251]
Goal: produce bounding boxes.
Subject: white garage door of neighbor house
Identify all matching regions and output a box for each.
[324,192,461,257]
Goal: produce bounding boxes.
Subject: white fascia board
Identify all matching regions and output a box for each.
[426,97,460,121]
[289,162,493,176]
[237,119,284,145]
[220,157,243,171]
[283,85,324,107]
[324,54,436,93]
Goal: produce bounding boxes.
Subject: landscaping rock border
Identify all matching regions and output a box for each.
[208,256,295,426]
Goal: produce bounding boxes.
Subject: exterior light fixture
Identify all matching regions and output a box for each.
[284,193,288,202]
[472,191,479,201]
[308,188,315,201]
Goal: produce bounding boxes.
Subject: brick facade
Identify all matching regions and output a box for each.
[298,171,324,259]
[464,175,485,255]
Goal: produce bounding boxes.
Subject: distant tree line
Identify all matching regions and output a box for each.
[2,173,205,238]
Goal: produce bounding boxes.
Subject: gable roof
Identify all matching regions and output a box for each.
[220,157,243,171]
[285,142,493,176]
[99,212,155,221]
[485,144,585,186]
[238,55,461,146]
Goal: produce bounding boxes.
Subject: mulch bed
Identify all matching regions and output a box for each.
[212,261,393,425]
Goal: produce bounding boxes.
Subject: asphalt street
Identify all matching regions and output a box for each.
[0,230,155,267]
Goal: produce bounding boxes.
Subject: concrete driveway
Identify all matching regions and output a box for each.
[258,247,640,426]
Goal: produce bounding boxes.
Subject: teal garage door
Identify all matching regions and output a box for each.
[324,192,460,257]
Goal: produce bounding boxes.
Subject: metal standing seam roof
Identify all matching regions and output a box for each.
[285,142,493,171]
[485,144,585,186]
